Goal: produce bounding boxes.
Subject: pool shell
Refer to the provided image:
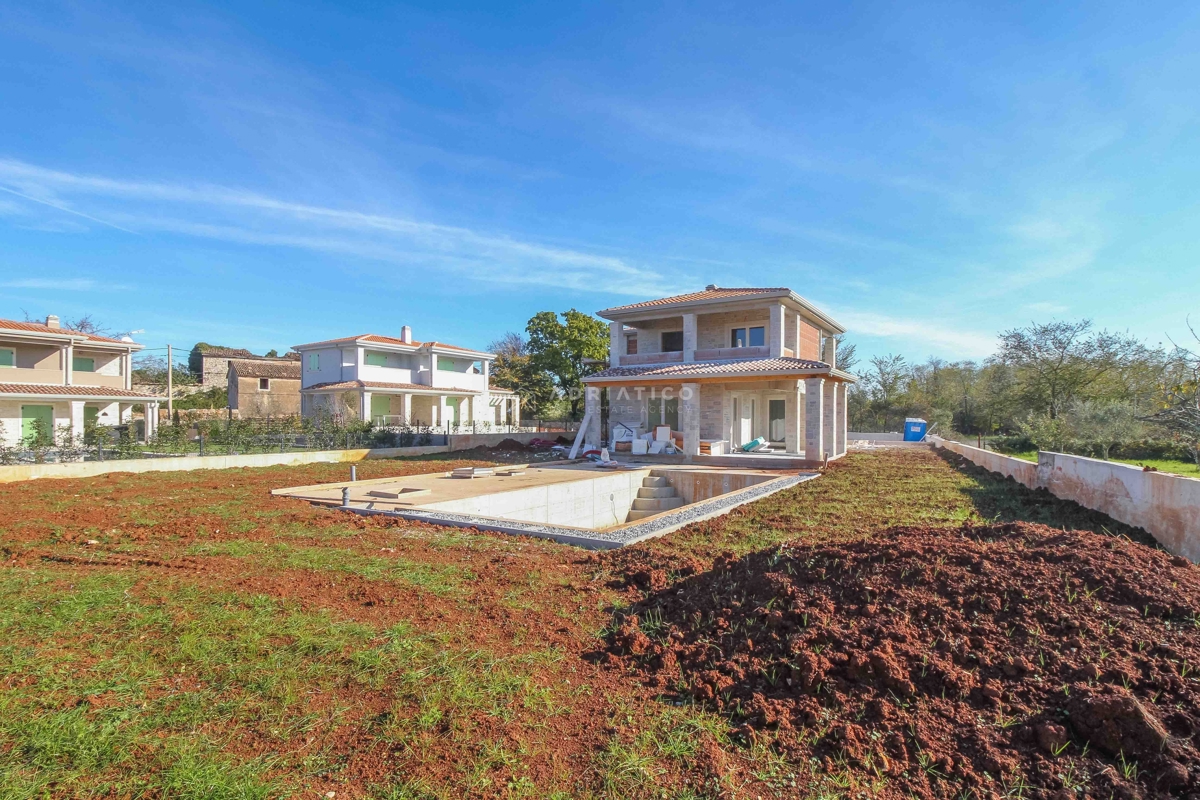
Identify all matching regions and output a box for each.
[272,461,818,549]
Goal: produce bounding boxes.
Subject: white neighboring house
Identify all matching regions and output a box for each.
[293,325,519,429]
[0,315,161,446]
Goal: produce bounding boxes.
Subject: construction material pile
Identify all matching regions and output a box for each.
[606,523,1200,798]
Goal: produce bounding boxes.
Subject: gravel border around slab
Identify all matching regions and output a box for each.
[333,471,819,549]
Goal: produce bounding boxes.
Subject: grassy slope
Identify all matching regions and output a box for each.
[0,448,1150,798]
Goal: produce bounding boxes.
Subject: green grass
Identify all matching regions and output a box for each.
[1000,449,1198,476]
[650,446,1152,560]
[184,540,469,594]
[0,570,559,797]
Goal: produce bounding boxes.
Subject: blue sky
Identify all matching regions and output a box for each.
[1,1,1198,366]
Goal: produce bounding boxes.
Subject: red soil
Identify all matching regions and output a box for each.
[606,522,1200,799]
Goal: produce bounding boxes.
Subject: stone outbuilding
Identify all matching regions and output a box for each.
[227,358,302,418]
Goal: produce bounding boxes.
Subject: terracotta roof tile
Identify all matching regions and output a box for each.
[0,318,128,344]
[600,287,789,314]
[227,359,302,380]
[584,356,836,381]
[0,383,158,399]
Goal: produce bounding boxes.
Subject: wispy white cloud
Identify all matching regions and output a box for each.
[2,278,99,291]
[0,158,678,296]
[832,308,997,359]
[1024,300,1069,314]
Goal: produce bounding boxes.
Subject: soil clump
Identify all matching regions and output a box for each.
[605,522,1200,798]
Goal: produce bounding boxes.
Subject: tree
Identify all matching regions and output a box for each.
[1144,327,1200,465]
[265,349,279,358]
[525,310,609,419]
[997,320,1150,418]
[1067,400,1144,460]
[487,332,558,418]
[188,343,212,375]
[833,336,859,373]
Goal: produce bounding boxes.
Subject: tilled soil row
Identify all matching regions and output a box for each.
[604,522,1200,799]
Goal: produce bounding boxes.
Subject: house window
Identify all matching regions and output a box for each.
[364,351,388,367]
[307,353,319,371]
[72,356,96,372]
[730,326,765,348]
[0,348,13,367]
[259,378,271,391]
[661,331,683,352]
[625,335,637,355]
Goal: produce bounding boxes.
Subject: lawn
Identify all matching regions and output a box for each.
[0,447,1152,798]
[999,448,1199,476]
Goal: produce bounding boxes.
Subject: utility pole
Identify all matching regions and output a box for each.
[166,344,174,420]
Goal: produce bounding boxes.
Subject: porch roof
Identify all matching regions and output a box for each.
[301,380,481,396]
[0,383,158,401]
[582,357,857,384]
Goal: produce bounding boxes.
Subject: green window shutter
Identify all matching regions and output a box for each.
[370,395,392,419]
[307,353,319,371]
[0,348,13,367]
[365,352,388,367]
[437,357,455,370]
[72,356,96,372]
[21,405,54,444]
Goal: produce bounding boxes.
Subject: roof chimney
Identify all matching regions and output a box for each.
[45,315,60,329]
[705,284,717,291]
[400,325,412,344]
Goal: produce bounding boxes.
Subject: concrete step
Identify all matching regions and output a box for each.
[642,476,670,488]
[632,496,684,512]
[625,509,662,521]
[637,486,676,498]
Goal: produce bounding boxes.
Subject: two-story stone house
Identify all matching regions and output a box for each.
[293,326,518,428]
[580,286,854,463]
[0,316,161,445]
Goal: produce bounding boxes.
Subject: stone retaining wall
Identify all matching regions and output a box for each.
[933,437,1200,562]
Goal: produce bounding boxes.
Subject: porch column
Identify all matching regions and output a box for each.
[123,353,132,390]
[609,321,624,367]
[437,395,447,427]
[822,380,838,460]
[583,385,602,448]
[770,304,785,358]
[680,382,701,459]
[822,335,837,367]
[784,381,802,454]
[360,391,372,422]
[512,395,521,429]
[804,377,825,461]
[838,383,848,456]
[793,314,802,358]
[400,393,413,425]
[144,401,159,442]
[64,344,74,385]
[69,401,85,437]
[682,313,697,362]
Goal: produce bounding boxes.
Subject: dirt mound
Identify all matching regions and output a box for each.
[604,523,1200,798]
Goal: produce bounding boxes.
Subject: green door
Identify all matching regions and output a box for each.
[21,405,54,444]
[647,397,679,431]
[446,397,461,425]
[83,406,99,427]
[370,394,391,422]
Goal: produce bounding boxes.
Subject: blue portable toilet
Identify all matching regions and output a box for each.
[903,418,928,442]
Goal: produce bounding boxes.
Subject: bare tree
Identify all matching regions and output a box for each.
[998,320,1149,418]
